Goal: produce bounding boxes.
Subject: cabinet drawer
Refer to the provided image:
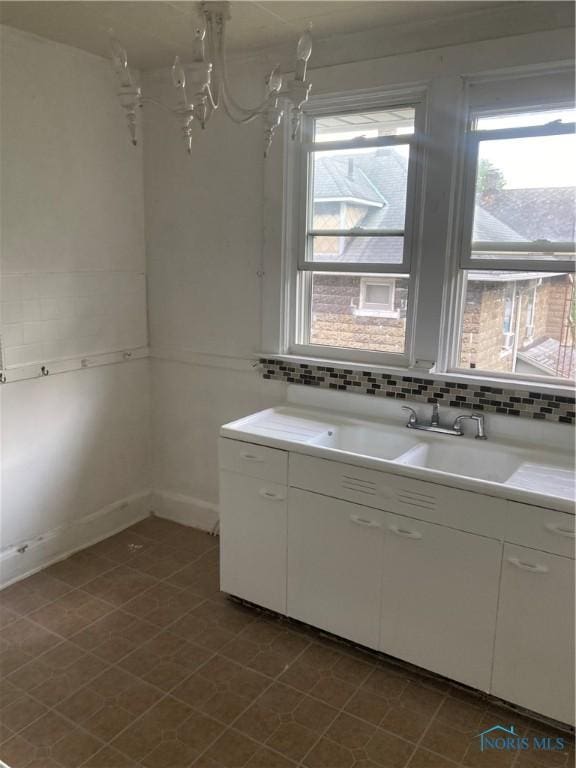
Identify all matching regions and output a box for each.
[219,438,288,484]
[505,502,575,558]
[289,453,506,539]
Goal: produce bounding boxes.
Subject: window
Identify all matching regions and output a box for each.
[276,71,575,388]
[502,284,516,351]
[357,278,398,317]
[293,102,421,363]
[453,104,576,382]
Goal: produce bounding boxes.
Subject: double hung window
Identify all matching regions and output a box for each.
[292,103,422,364]
[453,105,575,381]
[283,73,575,386]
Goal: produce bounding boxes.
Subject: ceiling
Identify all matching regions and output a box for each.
[0,1,518,70]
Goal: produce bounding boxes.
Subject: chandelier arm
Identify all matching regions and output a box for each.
[205,15,221,109]
[220,95,266,124]
[214,17,274,118]
[139,95,176,112]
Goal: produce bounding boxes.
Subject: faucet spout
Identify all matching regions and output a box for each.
[452,413,488,440]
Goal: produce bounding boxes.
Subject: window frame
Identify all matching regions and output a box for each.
[459,111,576,272]
[288,88,427,367]
[445,91,576,385]
[271,67,575,390]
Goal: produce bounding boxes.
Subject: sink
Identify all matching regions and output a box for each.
[311,424,420,461]
[395,440,523,483]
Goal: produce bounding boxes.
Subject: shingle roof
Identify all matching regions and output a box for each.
[312,149,574,263]
[472,206,526,242]
[519,338,576,379]
[314,155,385,206]
[480,187,576,242]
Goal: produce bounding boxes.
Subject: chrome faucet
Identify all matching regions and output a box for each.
[452,413,488,440]
[401,404,487,439]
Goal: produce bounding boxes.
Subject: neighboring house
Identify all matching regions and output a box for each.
[310,148,575,378]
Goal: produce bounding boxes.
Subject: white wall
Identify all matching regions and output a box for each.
[0,26,150,584]
[143,58,287,527]
[144,25,574,526]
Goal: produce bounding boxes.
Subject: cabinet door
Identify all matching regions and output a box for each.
[287,489,385,649]
[219,470,287,614]
[492,544,575,725]
[380,515,502,691]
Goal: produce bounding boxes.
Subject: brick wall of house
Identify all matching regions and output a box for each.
[309,274,573,372]
[544,275,573,344]
[310,274,408,353]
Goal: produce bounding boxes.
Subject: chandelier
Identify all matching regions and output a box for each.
[109,1,313,157]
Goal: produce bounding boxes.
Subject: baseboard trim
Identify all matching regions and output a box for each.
[151,490,219,533]
[0,490,153,589]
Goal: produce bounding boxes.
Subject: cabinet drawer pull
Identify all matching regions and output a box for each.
[259,489,284,501]
[350,515,381,528]
[389,525,422,539]
[240,452,265,462]
[544,522,575,538]
[507,557,549,574]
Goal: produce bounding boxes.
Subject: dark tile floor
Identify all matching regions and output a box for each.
[0,517,573,768]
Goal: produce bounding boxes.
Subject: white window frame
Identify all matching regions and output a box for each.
[287,87,427,368]
[442,73,575,386]
[459,110,576,272]
[266,63,575,390]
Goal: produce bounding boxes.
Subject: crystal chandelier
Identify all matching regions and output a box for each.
[109,1,312,157]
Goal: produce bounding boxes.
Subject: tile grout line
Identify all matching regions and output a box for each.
[0,530,225,764]
[3,523,573,768]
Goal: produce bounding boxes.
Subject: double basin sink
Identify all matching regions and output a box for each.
[310,423,522,484]
[222,405,575,504]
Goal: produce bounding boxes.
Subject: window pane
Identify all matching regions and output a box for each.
[471,132,576,258]
[457,271,575,381]
[476,107,575,131]
[311,235,404,264]
[314,107,415,143]
[310,146,409,241]
[306,273,409,354]
[365,283,392,305]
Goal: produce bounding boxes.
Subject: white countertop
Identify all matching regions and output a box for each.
[221,404,575,514]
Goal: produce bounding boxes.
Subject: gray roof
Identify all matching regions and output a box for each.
[313,148,574,264]
[480,187,576,243]
[519,338,575,379]
[472,206,526,243]
[314,155,385,206]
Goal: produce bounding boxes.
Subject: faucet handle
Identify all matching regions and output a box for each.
[401,405,417,425]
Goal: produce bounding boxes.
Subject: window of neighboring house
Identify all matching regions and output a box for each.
[356,277,398,317]
[502,284,516,351]
[452,104,576,382]
[292,102,421,362]
[524,284,539,342]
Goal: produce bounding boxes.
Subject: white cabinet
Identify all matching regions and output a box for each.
[287,489,385,649]
[492,544,575,725]
[219,439,575,724]
[380,516,502,691]
[219,470,287,614]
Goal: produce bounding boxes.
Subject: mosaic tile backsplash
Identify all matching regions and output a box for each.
[260,358,575,425]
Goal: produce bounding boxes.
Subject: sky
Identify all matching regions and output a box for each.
[315,108,575,190]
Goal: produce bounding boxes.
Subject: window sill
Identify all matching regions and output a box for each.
[258,352,575,397]
[353,308,400,319]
